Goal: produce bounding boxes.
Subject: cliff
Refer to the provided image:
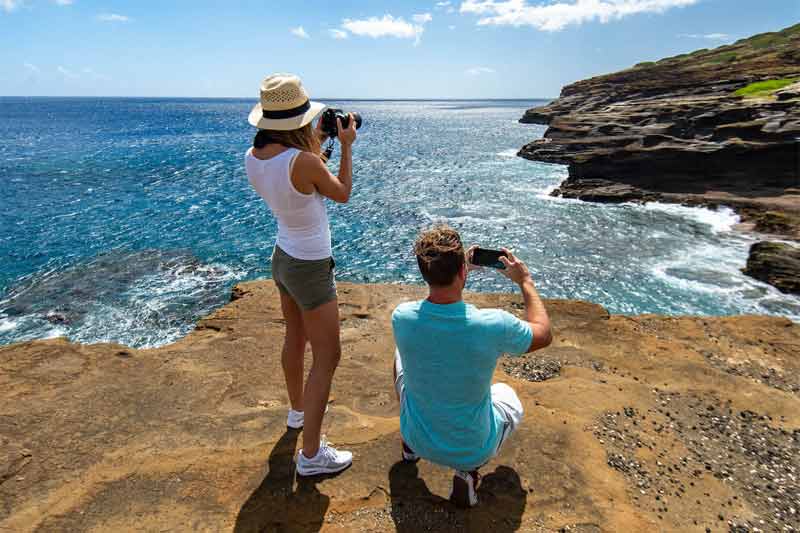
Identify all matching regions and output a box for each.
[519,24,800,231]
[2,281,799,532]
[518,23,800,294]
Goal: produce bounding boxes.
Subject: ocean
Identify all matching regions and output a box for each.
[1,97,798,348]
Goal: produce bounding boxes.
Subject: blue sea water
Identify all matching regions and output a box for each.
[1,97,799,348]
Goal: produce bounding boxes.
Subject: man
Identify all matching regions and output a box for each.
[391,225,552,507]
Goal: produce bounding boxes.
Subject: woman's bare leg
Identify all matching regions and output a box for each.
[279,290,307,411]
[300,298,341,458]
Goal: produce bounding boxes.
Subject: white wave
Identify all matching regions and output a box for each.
[497,148,519,158]
[650,240,800,321]
[43,325,68,339]
[535,183,561,198]
[641,202,740,234]
[0,318,18,333]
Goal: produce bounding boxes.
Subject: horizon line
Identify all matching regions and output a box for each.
[0,96,555,101]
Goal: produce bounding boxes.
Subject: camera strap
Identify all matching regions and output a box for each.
[322,138,335,162]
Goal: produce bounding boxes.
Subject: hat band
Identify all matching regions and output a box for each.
[261,99,310,120]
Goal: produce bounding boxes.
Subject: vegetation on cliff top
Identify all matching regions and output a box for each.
[620,23,800,93]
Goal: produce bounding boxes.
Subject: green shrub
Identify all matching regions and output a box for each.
[734,78,799,97]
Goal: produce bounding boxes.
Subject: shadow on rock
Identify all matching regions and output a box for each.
[234,429,332,533]
[389,461,527,532]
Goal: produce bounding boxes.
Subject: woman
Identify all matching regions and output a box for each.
[245,73,357,476]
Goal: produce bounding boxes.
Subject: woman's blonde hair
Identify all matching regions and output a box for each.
[253,123,321,155]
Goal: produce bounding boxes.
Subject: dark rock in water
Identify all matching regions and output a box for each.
[1,249,236,347]
[45,312,69,325]
[520,23,800,240]
[743,241,800,294]
[552,178,659,203]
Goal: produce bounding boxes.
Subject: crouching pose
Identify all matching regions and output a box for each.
[391,225,552,507]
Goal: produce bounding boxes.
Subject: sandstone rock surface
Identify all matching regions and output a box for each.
[2,281,799,532]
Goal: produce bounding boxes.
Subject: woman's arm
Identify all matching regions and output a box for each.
[292,115,356,204]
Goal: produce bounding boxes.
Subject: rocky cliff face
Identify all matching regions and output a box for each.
[519,24,800,289]
[2,281,800,532]
[521,24,800,199]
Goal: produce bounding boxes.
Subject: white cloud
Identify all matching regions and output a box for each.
[24,62,40,73]
[97,13,129,22]
[329,28,349,39]
[436,1,451,6]
[341,14,431,45]
[54,0,73,5]
[57,66,78,79]
[290,26,310,38]
[459,0,699,31]
[466,66,495,75]
[678,32,730,41]
[449,24,456,30]
[413,12,433,23]
[2,0,23,12]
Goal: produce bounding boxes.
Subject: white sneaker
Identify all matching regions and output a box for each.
[449,470,479,508]
[296,437,353,477]
[286,404,329,430]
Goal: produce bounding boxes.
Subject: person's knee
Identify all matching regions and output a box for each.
[492,383,524,424]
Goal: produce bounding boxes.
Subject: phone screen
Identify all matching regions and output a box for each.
[471,248,507,269]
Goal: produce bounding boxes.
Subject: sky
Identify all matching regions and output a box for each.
[1,0,798,98]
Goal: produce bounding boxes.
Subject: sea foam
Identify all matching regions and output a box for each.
[641,203,740,234]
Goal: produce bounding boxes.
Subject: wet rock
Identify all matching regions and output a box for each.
[45,312,69,325]
[743,241,800,295]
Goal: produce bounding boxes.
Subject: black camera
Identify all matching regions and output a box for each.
[320,108,362,138]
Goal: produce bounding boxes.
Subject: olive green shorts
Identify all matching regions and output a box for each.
[271,245,337,311]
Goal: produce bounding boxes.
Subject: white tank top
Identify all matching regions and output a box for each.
[245,147,332,260]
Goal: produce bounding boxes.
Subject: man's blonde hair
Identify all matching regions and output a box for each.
[414,224,465,287]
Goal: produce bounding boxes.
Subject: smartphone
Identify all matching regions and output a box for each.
[470,248,508,270]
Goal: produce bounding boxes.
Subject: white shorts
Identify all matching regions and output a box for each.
[394,349,523,457]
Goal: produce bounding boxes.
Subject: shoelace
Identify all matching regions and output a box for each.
[320,435,336,461]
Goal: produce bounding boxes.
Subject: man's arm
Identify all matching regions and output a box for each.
[499,249,552,353]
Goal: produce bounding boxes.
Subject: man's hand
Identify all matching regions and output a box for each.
[499,248,532,286]
[337,114,357,147]
[465,245,481,272]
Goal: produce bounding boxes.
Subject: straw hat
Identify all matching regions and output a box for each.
[248,73,325,130]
